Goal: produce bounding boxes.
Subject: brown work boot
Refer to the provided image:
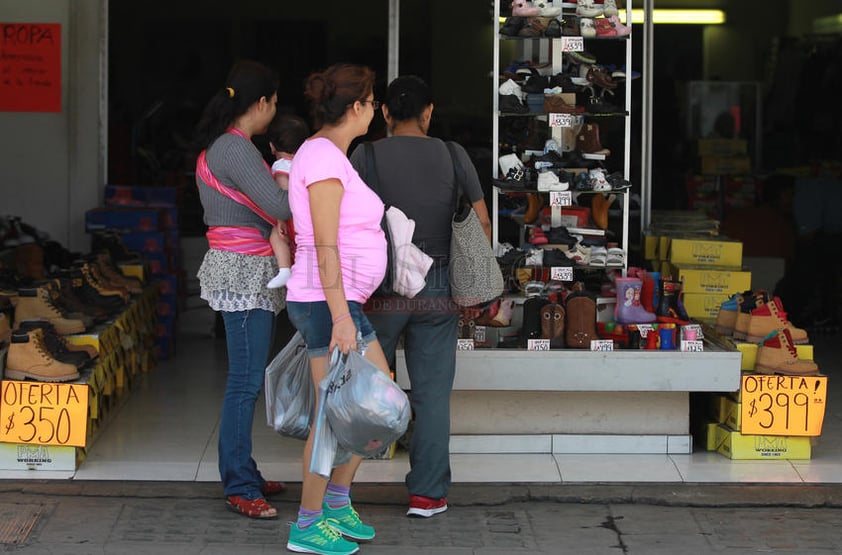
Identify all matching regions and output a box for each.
[755,328,819,376]
[81,262,131,300]
[540,302,566,348]
[565,292,597,348]
[39,279,94,329]
[746,296,809,344]
[94,252,143,294]
[13,287,86,335]
[5,329,80,382]
[524,193,545,224]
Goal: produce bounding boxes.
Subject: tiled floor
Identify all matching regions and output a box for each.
[3,305,840,483]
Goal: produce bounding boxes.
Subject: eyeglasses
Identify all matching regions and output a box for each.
[360,100,381,110]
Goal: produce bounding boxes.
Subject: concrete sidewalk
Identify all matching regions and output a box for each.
[2,481,842,554]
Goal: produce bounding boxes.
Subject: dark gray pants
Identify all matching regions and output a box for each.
[365,264,458,499]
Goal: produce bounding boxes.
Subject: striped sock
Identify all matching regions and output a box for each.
[297,507,322,529]
[324,482,351,509]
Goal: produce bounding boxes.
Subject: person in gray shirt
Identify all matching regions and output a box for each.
[193,60,290,519]
[349,75,491,518]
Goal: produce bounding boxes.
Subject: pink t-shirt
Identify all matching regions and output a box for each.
[286,137,387,303]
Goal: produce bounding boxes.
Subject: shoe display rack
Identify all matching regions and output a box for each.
[391,1,742,456]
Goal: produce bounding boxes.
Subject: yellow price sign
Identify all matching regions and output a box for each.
[740,374,827,436]
[0,380,89,447]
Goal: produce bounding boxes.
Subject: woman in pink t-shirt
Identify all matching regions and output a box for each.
[284,63,389,555]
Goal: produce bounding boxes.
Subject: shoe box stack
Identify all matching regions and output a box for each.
[644,211,749,321]
[695,286,827,461]
[86,185,183,359]
[686,175,762,220]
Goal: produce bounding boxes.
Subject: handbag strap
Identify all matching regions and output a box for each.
[446,141,474,222]
[363,142,381,197]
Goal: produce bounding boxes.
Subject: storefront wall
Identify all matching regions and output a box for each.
[0,0,105,252]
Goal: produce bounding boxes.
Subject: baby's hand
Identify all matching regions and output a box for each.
[275,222,288,238]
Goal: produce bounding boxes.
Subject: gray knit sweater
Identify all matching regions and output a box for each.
[197,132,291,237]
[196,132,291,314]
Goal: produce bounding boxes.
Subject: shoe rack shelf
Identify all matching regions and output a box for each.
[410,1,742,455]
[492,4,632,261]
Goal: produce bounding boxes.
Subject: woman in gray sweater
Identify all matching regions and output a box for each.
[193,60,290,519]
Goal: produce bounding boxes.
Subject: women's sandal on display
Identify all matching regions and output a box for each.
[589,246,607,267]
[606,246,625,267]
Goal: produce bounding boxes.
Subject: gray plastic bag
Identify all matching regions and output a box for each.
[264,332,314,440]
[309,350,352,479]
[323,348,411,458]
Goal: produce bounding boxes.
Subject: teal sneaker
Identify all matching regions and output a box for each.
[322,503,375,541]
[287,518,359,555]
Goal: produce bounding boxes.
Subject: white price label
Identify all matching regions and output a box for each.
[590,339,614,351]
[474,326,486,343]
[549,191,572,206]
[549,113,577,127]
[528,339,551,351]
[456,339,475,351]
[550,266,574,281]
[561,36,584,52]
[681,340,704,352]
[637,324,654,338]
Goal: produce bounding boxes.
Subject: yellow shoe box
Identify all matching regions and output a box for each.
[715,424,811,460]
[670,264,752,294]
[644,232,659,260]
[668,237,743,268]
[735,342,814,371]
[682,292,731,319]
[119,263,146,283]
[710,394,742,430]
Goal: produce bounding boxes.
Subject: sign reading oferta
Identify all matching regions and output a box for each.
[740,375,827,436]
[0,380,88,447]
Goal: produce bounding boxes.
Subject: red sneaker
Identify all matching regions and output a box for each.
[407,495,448,518]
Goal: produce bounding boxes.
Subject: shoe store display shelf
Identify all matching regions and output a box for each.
[432,0,744,455]
[0,286,159,472]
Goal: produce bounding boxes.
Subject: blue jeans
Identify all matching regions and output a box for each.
[365,263,458,499]
[219,309,274,499]
[286,300,377,357]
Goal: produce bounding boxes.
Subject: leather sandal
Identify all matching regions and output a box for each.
[226,495,278,519]
[261,480,287,497]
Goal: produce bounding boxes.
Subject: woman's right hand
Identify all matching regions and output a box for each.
[330,318,358,355]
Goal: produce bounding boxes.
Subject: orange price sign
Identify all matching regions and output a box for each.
[740,374,827,436]
[0,380,88,447]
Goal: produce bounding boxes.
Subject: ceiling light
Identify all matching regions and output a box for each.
[619,9,726,25]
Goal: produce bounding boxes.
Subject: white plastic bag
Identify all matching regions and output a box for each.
[323,348,411,458]
[264,332,314,440]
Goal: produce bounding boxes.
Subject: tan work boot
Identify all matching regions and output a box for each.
[5,329,80,382]
[746,296,809,344]
[755,328,819,376]
[732,290,769,341]
[13,287,86,335]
